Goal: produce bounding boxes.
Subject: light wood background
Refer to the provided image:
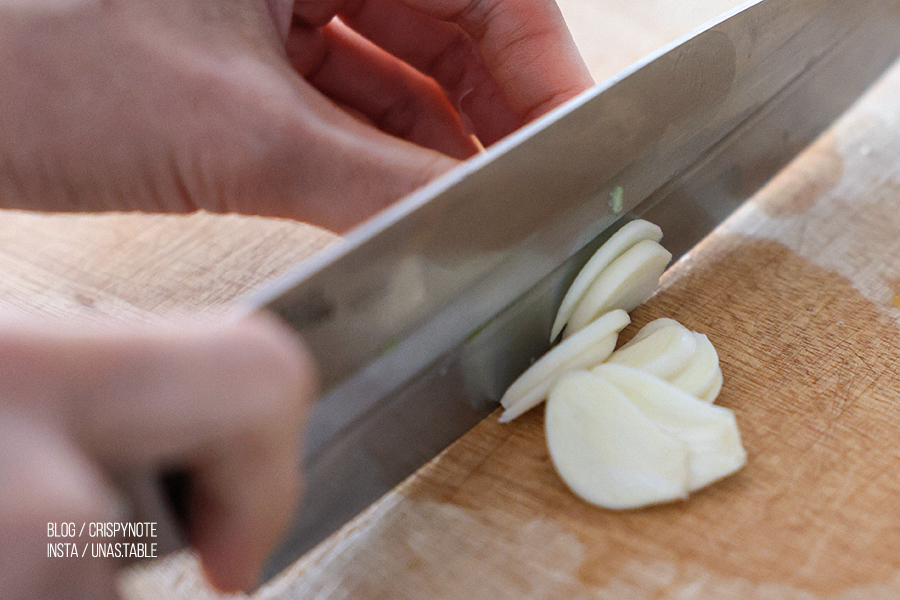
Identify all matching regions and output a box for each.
[8,0,900,597]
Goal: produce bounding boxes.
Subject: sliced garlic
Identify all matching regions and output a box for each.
[699,368,724,403]
[627,317,682,344]
[565,240,672,337]
[592,364,746,491]
[545,371,689,509]
[605,318,698,380]
[668,332,722,402]
[608,321,724,403]
[498,310,631,422]
[498,215,742,509]
[550,220,663,341]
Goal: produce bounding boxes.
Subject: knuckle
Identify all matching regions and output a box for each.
[426,29,480,98]
[231,316,317,437]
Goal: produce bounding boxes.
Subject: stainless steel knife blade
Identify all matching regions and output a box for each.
[229,0,900,579]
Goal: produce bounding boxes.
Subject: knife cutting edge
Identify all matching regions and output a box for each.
[121,0,900,583]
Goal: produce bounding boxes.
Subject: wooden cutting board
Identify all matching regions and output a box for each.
[233,66,900,597]
[6,0,900,597]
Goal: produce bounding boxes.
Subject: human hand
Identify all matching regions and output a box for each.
[0,313,316,597]
[284,0,593,151]
[0,0,592,232]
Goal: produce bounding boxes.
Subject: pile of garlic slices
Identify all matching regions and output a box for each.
[499,219,746,510]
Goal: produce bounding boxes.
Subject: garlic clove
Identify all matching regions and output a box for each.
[593,364,746,491]
[565,240,672,337]
[550,220,663,341]
[498,310,630,422]
[545,371,690,509]
[605,319,698,380]
[667,332,722,401]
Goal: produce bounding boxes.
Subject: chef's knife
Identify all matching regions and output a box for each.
[129,0,900,581]
[247,0,900,579]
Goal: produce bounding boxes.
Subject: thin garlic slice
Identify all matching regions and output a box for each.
[545,371,689,509]
[605,319,698,380]
[699,369,724,403]
[550,220,663,341]
[498,310,630,422]
[565,240,672,337]
[668,332,722,402]
[627,317,682,344]
[593,364,746,491]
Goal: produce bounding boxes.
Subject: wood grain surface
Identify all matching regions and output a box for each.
[235,67,900,599]
[7,0,900,597]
